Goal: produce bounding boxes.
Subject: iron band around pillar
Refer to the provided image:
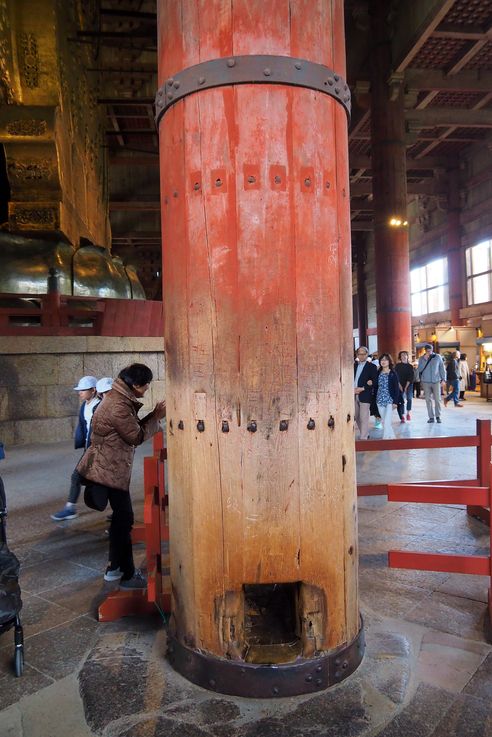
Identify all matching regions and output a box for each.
[155,55,351,125]
[167,620,364,698]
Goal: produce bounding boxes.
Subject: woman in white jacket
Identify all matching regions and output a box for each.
[459,353,470,401]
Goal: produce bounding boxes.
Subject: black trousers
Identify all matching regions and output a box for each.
[108,488,134,579]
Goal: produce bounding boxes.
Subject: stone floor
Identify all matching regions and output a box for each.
[1,392,492,736]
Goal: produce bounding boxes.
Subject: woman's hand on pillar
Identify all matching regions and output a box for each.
[154,401,167,420]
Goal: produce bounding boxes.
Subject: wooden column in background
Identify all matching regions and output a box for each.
[157,0,362,694]
[447,167,464,326]
[356,236,368,347]
[370,0,412,358]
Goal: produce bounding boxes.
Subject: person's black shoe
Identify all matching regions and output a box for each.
[436,417,442,423]
[427,418,434,423]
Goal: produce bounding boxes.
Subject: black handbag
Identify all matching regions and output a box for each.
[84,483,109,512]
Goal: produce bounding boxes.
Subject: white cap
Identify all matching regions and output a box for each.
[73,376,97,391]
[96,377,113,394]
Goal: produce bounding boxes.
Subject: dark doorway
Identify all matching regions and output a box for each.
[243,582,301,664]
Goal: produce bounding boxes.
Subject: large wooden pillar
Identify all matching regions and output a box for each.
[156,0,363,697]
[447,167,464,326]
[370,0,412,358]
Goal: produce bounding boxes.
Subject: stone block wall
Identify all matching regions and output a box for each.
[0,336,165,446]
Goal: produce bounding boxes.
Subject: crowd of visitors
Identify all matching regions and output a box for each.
[354,343,472,439]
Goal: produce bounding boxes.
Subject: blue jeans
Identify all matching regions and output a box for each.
[397,385,413,418]
[445,379,460,405]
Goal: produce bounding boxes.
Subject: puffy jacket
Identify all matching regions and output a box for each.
[77,378,161,491]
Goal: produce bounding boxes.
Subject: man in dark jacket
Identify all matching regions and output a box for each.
[444,351,464,408]
[51,376,100,521]
[354,346,378,440]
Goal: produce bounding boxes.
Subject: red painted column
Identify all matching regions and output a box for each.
[447,167,464,325]
[156,0,362,696]
[369,0,412,358]
[355,236,368,347]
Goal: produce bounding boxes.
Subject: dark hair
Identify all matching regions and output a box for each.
[118,363,153,388]
[424,343,433,350]
[398,350,409,360]
[378,353,394,371]
[461,353,467,360]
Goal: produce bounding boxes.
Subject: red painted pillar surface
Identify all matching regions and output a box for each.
[156,0,363,697]
[447,168,464,326]
[370,0,412,358]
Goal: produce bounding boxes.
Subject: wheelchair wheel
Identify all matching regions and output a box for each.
[14,646,24,677]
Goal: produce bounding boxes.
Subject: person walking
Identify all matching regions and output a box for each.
[459,353,470,400]
[417,344,446,423]
[412,359,421,398]
[77,363,166,589]
[354,346,378,440]
[374,353,400,439]
[444,351,464,409]
[394,351,414,422]
[51,376,100,521]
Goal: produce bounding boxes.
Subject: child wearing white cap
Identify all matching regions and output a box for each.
[51,376,100,521]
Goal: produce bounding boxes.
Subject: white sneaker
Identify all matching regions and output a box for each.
[104,566,123,582]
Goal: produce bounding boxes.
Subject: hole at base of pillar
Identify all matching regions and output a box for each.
[243,583,301,664]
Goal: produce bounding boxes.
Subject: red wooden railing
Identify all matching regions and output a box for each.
[98,432,170,622]
[0,292,163,337]
[98,420,492,624]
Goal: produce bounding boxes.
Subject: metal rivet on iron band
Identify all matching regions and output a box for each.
[227,58,236,67]
[327,77,334,86]
[334,74,340,82]
[335,86,340,94]
[316,665,323,673]
[178,421,184,430]
[167,78,174,86]
[343,660,349,669]
[294,62,302,70]
[304,178,311,187]
[316,678,323,686]
[198,76,206,85]
[307,418,315,430]
[215,178,222,187]
[272,686,279,695]
[247,421,257,433]
[335,658,341,665]
[167,92,174,100]
[209,679,216,688]
[305,675,313,682]
[247,175,256,183]
[279,420,288,431]
[263,67,271,76]
[197,420,205,432]
[328,416,335,429]
[157,89,163,97]
[221,420,229,433]
[173,80,180,89]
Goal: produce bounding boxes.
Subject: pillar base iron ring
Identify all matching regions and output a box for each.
[167,621,365,698]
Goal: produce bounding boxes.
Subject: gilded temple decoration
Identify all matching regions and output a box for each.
[19,32,40,88]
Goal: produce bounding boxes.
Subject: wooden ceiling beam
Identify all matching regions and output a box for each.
[405,108,492,127]
[349,154,451,169]
[405,68,492,93]
[392,0,456,73]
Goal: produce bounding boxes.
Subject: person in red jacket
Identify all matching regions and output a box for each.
[77,364,166,589]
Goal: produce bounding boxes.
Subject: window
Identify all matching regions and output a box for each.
[466,239,492,305]
[410,258,449,316]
